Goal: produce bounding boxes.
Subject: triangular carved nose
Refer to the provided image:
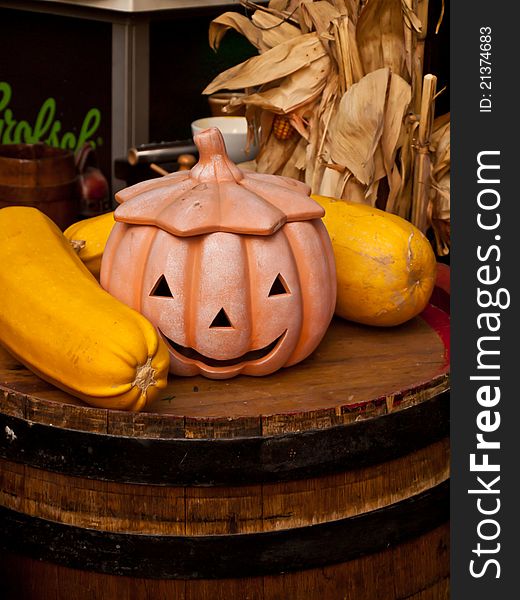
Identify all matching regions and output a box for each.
[210,308,233,328]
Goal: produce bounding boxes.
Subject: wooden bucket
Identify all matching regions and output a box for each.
[0,143,79,230]
[0,277,450,599]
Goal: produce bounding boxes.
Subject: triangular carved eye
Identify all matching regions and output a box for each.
[150,275,173,298]
[210,308,233,328]
[268,274,289,296]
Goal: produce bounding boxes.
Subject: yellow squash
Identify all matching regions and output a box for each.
[0,206,170,411]
[312,194,437,326]
[64,211,115,279]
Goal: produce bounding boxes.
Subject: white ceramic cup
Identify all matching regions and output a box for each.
[191,116,258,164]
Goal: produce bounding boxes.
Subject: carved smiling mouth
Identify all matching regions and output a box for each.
[159,330,287,368]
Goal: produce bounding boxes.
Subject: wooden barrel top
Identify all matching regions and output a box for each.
[0,302,449,440]
[0,303,450,578]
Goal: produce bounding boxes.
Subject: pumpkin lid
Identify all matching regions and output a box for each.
[114,128,324,237]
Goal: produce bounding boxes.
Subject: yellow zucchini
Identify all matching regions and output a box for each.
[0,206,170,411]
[64,211,115,279]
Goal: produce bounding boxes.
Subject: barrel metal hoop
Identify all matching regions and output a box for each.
[0,480,449,579]
[0,391,449,486]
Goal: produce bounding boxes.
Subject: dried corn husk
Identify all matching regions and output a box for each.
[357,0,409,80]
[430,113,450,255]
[300,1,341,37]
[306,71,340,190]
[209,13,266,52]
[328,68,389,186]
[401,0,423,33]
[227,53,331,114]
[205,0,450,255]
[252,11,302,48]
[209,11,300,53]
[203,33,326,95]
[331,15,364,94]
[327,0,362,20]
[269,0,300,13]
[268,0,291,9]
[389,113,418,219]
[381,73,412,176]
[256,127,302,174]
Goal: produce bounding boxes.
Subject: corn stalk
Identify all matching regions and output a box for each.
[204,0,449,253]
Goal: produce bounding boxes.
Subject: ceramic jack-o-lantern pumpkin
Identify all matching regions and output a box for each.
[100,128,336,379]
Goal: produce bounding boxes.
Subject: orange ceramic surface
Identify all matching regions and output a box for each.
[101,128,336,379]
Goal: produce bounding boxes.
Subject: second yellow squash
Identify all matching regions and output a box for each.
[312,194,437,326]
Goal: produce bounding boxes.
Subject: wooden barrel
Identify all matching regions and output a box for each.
[0,143,79,229]
[0,281,450,599]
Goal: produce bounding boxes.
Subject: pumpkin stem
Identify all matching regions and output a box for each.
[191,127,243,183]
